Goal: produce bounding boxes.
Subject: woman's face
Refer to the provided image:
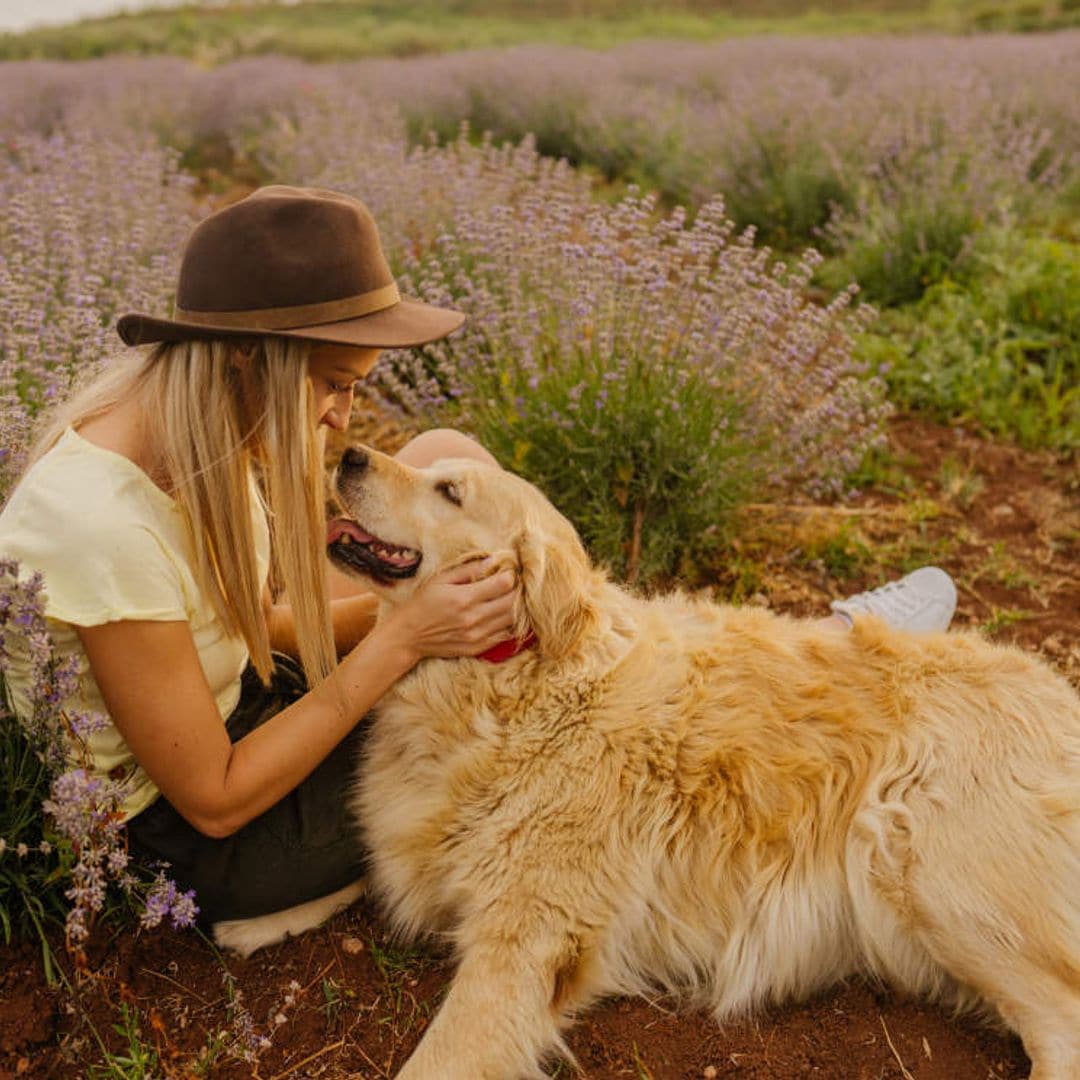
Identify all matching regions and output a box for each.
[307,342,382,431]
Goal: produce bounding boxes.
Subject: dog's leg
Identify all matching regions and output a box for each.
[991,982,1080,1080]
[853,778,1080,1080]
[213,877,366,958]
[394,924,586,1080]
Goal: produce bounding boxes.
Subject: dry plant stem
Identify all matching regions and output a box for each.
[627,500,645,586]
[880,1015,917,1080]
[266,1038,346,1080]
[741,503,905,517]
[137,966,211,1006]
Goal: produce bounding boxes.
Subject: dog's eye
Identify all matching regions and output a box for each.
[435,480,463,507]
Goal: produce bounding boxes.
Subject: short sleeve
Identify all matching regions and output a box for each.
[31,521,190,626]
[0,435,192,627]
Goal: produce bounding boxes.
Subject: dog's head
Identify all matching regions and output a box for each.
[329,445,599,660]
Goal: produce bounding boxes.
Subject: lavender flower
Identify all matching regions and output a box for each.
[0,126,195,495]
[0,561,197,945]
[140,871,199,931]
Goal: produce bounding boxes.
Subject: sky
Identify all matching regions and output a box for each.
[0,0,190,32]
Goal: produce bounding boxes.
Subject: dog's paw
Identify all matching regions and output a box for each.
[213,913,289,958]
[212,878,367,958]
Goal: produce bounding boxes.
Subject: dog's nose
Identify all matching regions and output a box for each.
[340,447,369,475]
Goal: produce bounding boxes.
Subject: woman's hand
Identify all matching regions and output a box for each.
[378,556,519,664]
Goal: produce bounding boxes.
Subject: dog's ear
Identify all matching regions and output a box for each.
[515,512,597,661]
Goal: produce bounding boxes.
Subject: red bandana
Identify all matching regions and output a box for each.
[477,630,538,664]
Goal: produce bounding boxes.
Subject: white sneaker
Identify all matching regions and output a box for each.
[830,567,957,633]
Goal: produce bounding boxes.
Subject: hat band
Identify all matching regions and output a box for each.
[173,282,401,331]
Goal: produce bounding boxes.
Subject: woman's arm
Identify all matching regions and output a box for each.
[77,559,516,838]
[265,588,379,658]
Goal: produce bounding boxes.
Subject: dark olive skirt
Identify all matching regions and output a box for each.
[126,654,369,925]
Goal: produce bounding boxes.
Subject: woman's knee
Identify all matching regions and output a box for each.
[394,428,499,469]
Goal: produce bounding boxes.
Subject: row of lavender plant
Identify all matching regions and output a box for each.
[374,35,1078,230]
[0,59,891,557]
[6,36,1078,163]
[266,35,1079,304]
[1,33,1076,296]
[0,561,197,970]
[0,127,199,959]
[0,125,196,491]
[255,102,889,578]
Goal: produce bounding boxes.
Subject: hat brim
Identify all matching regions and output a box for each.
[116,297,466,349]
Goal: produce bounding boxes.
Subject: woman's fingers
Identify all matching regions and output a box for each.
[393,555,521,659]
[439,552,517,588]
[436,563,516,604]
[471,569,517,603]
[357,578,521,665]
[439,555,501,586]
[465,607,526,654]
[452,576,519,653]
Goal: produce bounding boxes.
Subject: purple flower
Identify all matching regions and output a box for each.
[140,872,199,931]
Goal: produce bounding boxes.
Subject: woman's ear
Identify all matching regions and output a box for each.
[515,513,596,661]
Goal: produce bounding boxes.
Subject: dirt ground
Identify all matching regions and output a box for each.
[1,412,1076,1080]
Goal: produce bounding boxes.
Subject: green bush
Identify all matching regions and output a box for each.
[822,192,978,307]
[718,133,853,252]
[464,345,757,585]
[369,178,884,587]
[857,231,1080,449]
[0,709,71,978]
[0,565,198,979]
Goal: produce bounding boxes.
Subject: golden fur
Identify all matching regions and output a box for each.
[243,446,1080,1079]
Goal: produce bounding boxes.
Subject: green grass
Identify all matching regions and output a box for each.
[2,0,1077,63]
[978,606,1037,636]
[85,1003,161,1080]
[805,525,874,581]
[319,974,359,1033]
[368,935,436,1036]
[856,230,1080,451]
[935,457,986,512]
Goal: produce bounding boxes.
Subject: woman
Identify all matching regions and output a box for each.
[0,184,955,927]
[0,186,519,923]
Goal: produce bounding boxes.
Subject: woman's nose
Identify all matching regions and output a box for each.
[322,403,350,431]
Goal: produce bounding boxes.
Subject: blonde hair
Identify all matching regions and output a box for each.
[28,337,336,688]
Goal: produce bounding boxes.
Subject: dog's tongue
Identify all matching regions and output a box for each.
[327,518,375,545]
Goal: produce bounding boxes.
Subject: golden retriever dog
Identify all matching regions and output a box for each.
[222,445,1080,1080]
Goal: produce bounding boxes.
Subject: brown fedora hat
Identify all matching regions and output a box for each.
[117,185,465,349]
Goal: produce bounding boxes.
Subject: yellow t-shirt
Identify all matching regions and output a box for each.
[0,427,270,819]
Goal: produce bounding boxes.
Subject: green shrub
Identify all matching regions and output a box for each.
[819,96,1058,308]
[717,133,853,252]
[0,709,71,979]
[823,192,978,307]
[857,231,1080,449]
[370,181,885,586]
[465,345,757,585]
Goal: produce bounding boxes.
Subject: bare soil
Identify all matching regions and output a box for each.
[1,413,1075,1080]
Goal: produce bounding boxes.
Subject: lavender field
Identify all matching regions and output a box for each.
[1,29,1078,1079]
[2,34,1078,488]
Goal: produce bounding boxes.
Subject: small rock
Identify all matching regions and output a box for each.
[340,935,365,955]
[704,1067,718,1079]
[991,503,1015,518]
